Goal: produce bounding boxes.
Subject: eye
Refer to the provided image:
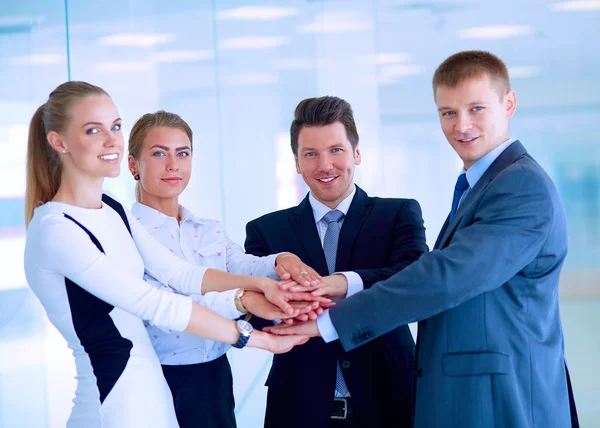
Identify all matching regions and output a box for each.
[472,106,484,112]
[177,151,190,157]
[331,148,342,153]
[86,128,99,134]
[305,152,316,158]
[112,123,122,131]
[441,111,455,117]
[152,151,166,157]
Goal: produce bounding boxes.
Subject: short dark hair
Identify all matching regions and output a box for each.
[290,96,359,156]
[432,50,510,99]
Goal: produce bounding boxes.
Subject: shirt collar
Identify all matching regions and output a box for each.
[463,138,516,189]
[309,185,356,224]
[131,202,195,230]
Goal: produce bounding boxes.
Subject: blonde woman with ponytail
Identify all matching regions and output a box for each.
[23,82,313,428]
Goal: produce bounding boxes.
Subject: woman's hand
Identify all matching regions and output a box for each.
[248,330,310,354]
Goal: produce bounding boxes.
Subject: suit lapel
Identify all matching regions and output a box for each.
[289,196,329,275]
[438,140,528,248]
[336,186,372,272]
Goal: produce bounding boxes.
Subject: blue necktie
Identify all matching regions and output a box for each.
[449,173,469,221]
[322,210,349,397]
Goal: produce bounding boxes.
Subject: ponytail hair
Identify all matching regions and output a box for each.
[25,81,108,225]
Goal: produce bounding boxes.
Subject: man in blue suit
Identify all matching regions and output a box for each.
[267,51,579,427]
[245,96,427,427]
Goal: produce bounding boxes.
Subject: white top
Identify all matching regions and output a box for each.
[131,202,279,365]
[23,197,212,427]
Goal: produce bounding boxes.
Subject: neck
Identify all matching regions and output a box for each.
[140,192,180,222]
[53,170,104,208]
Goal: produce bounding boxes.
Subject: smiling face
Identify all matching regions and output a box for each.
[129,126,192,205]
[295,121,361,209]
[49,94,123,179]
[435,75,516,169]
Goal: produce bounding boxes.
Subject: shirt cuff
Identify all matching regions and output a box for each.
[316,309,339,343]
[336,271,363,298]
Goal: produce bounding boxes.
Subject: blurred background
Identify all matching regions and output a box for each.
[1,0,599,426]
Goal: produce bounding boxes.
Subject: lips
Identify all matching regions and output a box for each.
[456,136,480,145]
[98,153,119,161]
[161,177,182,184]
[316,176,338,186]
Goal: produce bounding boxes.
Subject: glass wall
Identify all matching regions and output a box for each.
[1,1,598,426]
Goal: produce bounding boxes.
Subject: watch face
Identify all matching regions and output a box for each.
[237,320,253,334]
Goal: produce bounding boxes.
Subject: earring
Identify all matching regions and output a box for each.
[61,149,67,153]
[131,171,140,181]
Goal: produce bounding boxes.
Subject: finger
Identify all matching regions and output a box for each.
[271,295,294,315]
[290,271,311,287]
[281,318,294,325]
[319,300,336,308]
[295,314,309,322]
[287,285,317,293]
[315,306,324,316]
[276,279,297,290]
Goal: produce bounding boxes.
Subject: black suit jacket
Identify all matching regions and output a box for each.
[245,186,428,428]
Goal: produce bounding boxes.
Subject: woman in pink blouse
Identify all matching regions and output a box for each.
[127,110,330,428]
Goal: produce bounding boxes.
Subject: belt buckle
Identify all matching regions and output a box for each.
[331,398,347,420]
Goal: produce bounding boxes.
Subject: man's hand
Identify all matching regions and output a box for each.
[275,252,321,287]
[241,291,318,321]
[278,274,348,297]
[257,278,332,315]
[264,320,321,338]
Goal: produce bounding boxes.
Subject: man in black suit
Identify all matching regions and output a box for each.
[245,96,427,428]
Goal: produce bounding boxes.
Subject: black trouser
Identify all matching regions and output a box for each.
[162,355,236,428]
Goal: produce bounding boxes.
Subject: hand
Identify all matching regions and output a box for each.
[241,291,318,321]
[278,274,348,298]
[257,278,332,316]
[248,330,309,354]
[275,253,321,287]
[264,320,321,338]
[280,299,336,324]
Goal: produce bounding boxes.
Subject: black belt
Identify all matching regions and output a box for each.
[331,397,355,420]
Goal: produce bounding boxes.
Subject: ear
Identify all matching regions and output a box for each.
[505,90,517,119]
[128,155,138,174]
[47,130,68,154]
[295,156,301,174]
[354,143,362,166]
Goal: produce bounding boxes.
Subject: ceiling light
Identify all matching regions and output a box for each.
[9,54,64,65]
[459,25,532,39]
[375,53,412,64]
[153,50,213,63]
[219,36,288,49]
[97,33,175,47]
[508,66,540,78]
[217,6,299,20]
[551,0,600,11]
[96,61,154,73]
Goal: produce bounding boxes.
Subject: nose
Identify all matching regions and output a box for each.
[167,155,179,171]
[454,112,473,133]
[317,153,333,172]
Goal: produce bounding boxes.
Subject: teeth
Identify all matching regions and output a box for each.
[461,137,475,142]
[319,177,335,182]
[99,154,118,160]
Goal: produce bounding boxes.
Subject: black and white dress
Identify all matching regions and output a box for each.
[24,195,209,428]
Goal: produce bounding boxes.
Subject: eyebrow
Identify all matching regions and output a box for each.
[437,102,488,111]
[148,144,192,151]
[82,118,122,128]
[301,143,344,152]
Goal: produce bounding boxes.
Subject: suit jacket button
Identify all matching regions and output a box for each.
[342,361,351,369]
[416,368,423,377]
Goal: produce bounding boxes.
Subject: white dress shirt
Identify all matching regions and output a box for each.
[131,202,279,365]
[308,186,364,298]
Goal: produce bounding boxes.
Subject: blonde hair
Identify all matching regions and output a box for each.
[128,110,193,202]
[25,81,109,225]
[432,50,510,99]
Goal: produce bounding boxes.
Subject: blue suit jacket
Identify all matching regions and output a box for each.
[329,142,579,427]
[245,186,427,428]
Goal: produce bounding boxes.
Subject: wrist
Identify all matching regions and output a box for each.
[247,330,271,350]
[235,288,248,313]
[275,252,295,266]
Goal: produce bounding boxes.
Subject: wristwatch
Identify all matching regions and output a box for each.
[232,319,253,349]
[234,288,247,313]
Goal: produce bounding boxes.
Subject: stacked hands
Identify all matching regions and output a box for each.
[242,252,339,352]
